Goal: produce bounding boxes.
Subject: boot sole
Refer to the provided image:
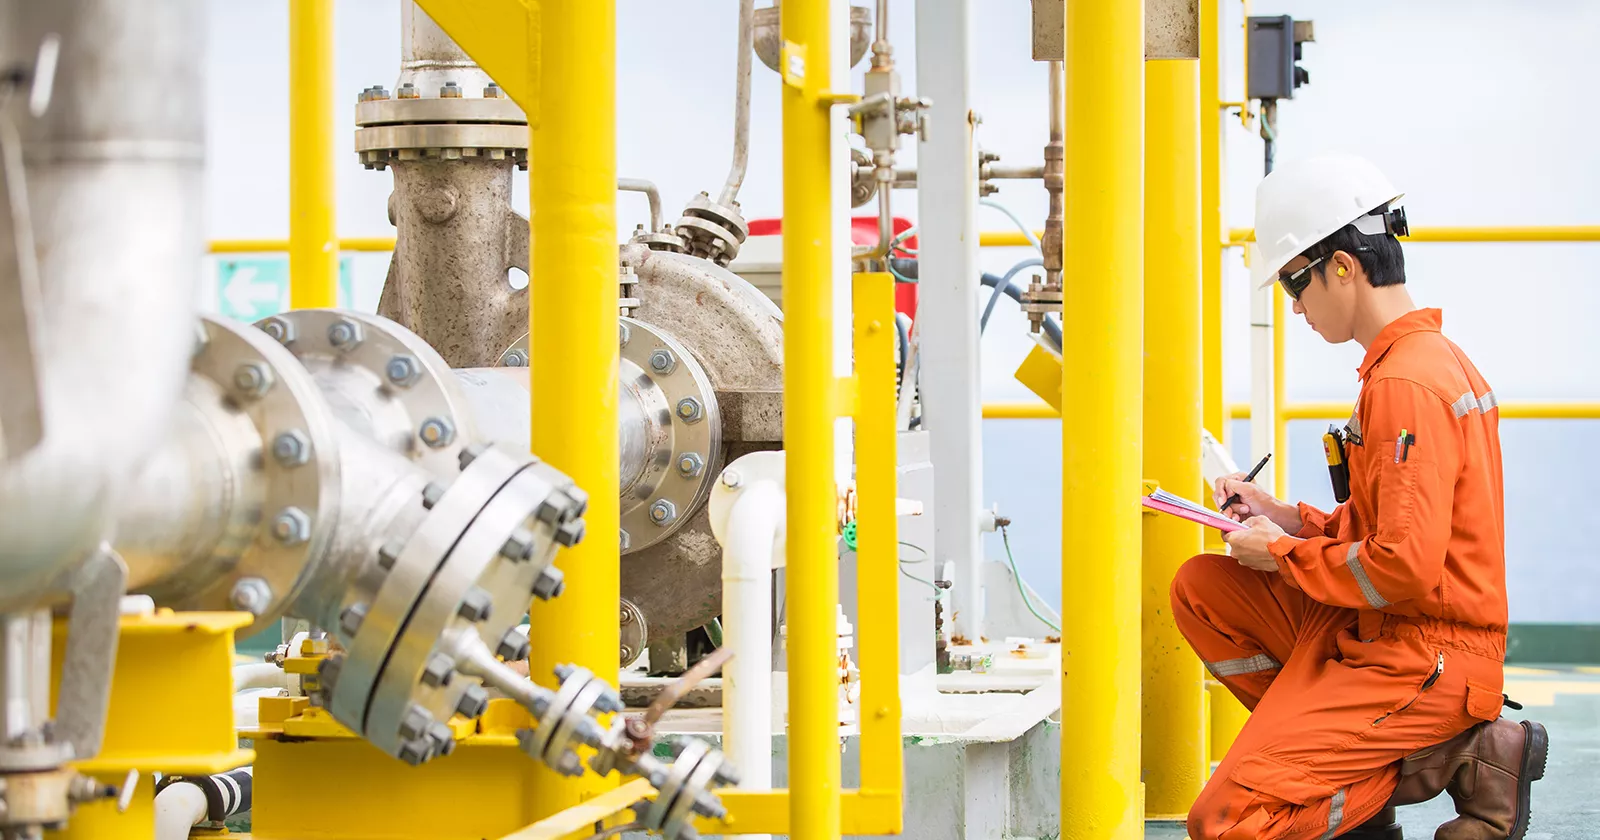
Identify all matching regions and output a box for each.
[1510,719,1549,840]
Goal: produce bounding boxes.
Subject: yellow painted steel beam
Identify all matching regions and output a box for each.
[497,779,655,840]
[990,225,1600,249]
[1227,225,1600,245]
[781,0,840,837]
[1142,54,1207,820]
[288,0,338,309]
[1273,284,1288,497]
[853,273,903,824]
[1060,0,1144,837]
[1229,401,1600,421]
[209,237,397,254]
[983,401,1060,420]
[524,0,619,820]
[412,0,539,116]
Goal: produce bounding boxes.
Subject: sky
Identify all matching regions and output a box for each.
[203,1,1600,622]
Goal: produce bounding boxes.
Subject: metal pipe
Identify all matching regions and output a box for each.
[1060,1,1143,838]
[720,479,782,840]
[0,0,205,610]
[1248,281,1277,500]
[1,611,47,740]
[782,0,839,837]
[289,0,337,309]
[1273,285,1288,497]
[1142,54,1207,818]
[618,178,663,233]
[717,0,755,207]
[986,163,1047,180]
[872,0,890,69]
[527,0,620,817]
[1041,59,1065,287]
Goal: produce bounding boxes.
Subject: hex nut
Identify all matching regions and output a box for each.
[229,577,272,615]
[397,739,432,766]
[711,761,741,787]
[497,628,531,661]
[677,451,705,477]
[327,319,364,349]
[553,519,585,547]
[386,354,421,387]
[484,83,502,98]
[271,507,312,545]
[648,349,677,374]
[557,751,583,777]
[422,481,446,509]
[618,323,631,347]
[428,721,456,756]
[440,81,462,98]
[675,397,705,423]
[420,653,455,688]
[554,663,576,682]
[317,655,342,690]
[399,704,433,740]
[501,349,528,367]
[531,566,565,601]
[378,537,406,570]
[456,684,490,719]
[260,316,296,344]
[649,499,678,526]
[721,469,743,488]
[591,690,624,715]
[397,82,419,99]
[232,363,274,398]
[339,603,367,636]
[457,587,493,622]
[500,528,535,561]
[419,416,457,449]
[458,442,490,470]
[271,430,312,467]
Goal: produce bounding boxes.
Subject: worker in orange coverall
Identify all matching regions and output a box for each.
[1172,153,1548,840]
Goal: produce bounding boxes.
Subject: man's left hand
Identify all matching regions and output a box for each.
[1222,515,1289,572]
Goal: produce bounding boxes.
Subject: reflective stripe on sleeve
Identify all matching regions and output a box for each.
[1477,391,1498,413]
[1322,788,1347,839]
[1346,543,1391,609]
[1451,391,1476,418]
[1205,653,1281,678]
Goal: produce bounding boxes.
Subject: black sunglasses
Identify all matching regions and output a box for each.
[1277,246,1374,300]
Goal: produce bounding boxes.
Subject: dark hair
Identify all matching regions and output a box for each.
[1300,215,1407,288]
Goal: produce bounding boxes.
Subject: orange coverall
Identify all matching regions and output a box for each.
[1173,309,1509,839]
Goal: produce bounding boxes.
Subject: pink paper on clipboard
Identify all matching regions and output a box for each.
[1141,488,1246,533]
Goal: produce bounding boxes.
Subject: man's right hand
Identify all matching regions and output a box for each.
[1214,473,1302,533]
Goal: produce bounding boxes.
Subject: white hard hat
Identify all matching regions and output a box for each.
[1251,152,1405,289]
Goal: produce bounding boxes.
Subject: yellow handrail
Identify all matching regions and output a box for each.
[985,401,1600,421]
[209,237,396,254]
[981,225,1600,249]
[287,0,337,309]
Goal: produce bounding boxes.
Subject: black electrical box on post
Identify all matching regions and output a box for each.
[1247,15,1315,101]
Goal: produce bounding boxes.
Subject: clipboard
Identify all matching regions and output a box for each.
[1141,488,1246,533]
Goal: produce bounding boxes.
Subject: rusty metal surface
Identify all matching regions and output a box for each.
[377,158,528,367]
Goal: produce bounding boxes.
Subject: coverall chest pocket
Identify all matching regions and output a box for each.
[1373,442,1434,543]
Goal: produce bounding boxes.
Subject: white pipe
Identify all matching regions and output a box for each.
[720,479,784,833]
[153,781,208,840]
[231,663,287,694]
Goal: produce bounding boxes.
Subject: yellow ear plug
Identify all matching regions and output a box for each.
[1336,267,1346,276]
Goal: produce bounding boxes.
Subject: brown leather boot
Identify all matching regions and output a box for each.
[1386,717,1548,840]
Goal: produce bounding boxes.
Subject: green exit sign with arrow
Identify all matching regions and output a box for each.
[216,257,356,322]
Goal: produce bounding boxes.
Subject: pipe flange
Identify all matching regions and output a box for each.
[673,192,749,265]
[184,315,343,631]
[363,456,583,759]
[493,318,721,555]
[641,737,732,840]
[519,664,620,776]
[631,227,687,253]
[355,87,529,170]
[255,310,477,480]
[355,96,527,128]
[681,192,750,242]
[619,598,648,666]
[327,443,533,734]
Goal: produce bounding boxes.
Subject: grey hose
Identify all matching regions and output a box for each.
[980,258,1043,334]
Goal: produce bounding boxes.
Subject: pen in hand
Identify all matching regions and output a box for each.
[1219,453,1272,513]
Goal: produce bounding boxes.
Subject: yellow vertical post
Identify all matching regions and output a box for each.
[853,272,902,816]
[1061,0,1144,837]
[1273,285,1288,497]
[526,0,619,819]
[288,0,338,309]
[1200,0,1251,763]
[781,1,839,839]
[1142,55,1207,819]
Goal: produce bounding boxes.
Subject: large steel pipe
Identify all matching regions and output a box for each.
[0,0,205,609]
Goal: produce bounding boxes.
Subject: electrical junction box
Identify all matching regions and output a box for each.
[1248,15,1315,100]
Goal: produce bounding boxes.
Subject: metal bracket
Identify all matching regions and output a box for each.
[55,547,129,759]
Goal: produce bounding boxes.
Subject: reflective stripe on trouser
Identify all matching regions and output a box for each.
[1170,553,1502,840]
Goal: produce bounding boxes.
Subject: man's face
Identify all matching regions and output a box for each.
[1279,253,1356,344]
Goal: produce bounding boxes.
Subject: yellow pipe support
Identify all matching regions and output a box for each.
[1198,0,1226,463]
[1273,284,1288,498]
[853,273,902,818]
[1060,0,1144,837]
[1228,225,1600,245]
[1142,54,1207,819]
[413,0,540,117]
[288,0,338,310]
[525,0,619,820]
[209,237,397,254]
[782,0,840,836]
